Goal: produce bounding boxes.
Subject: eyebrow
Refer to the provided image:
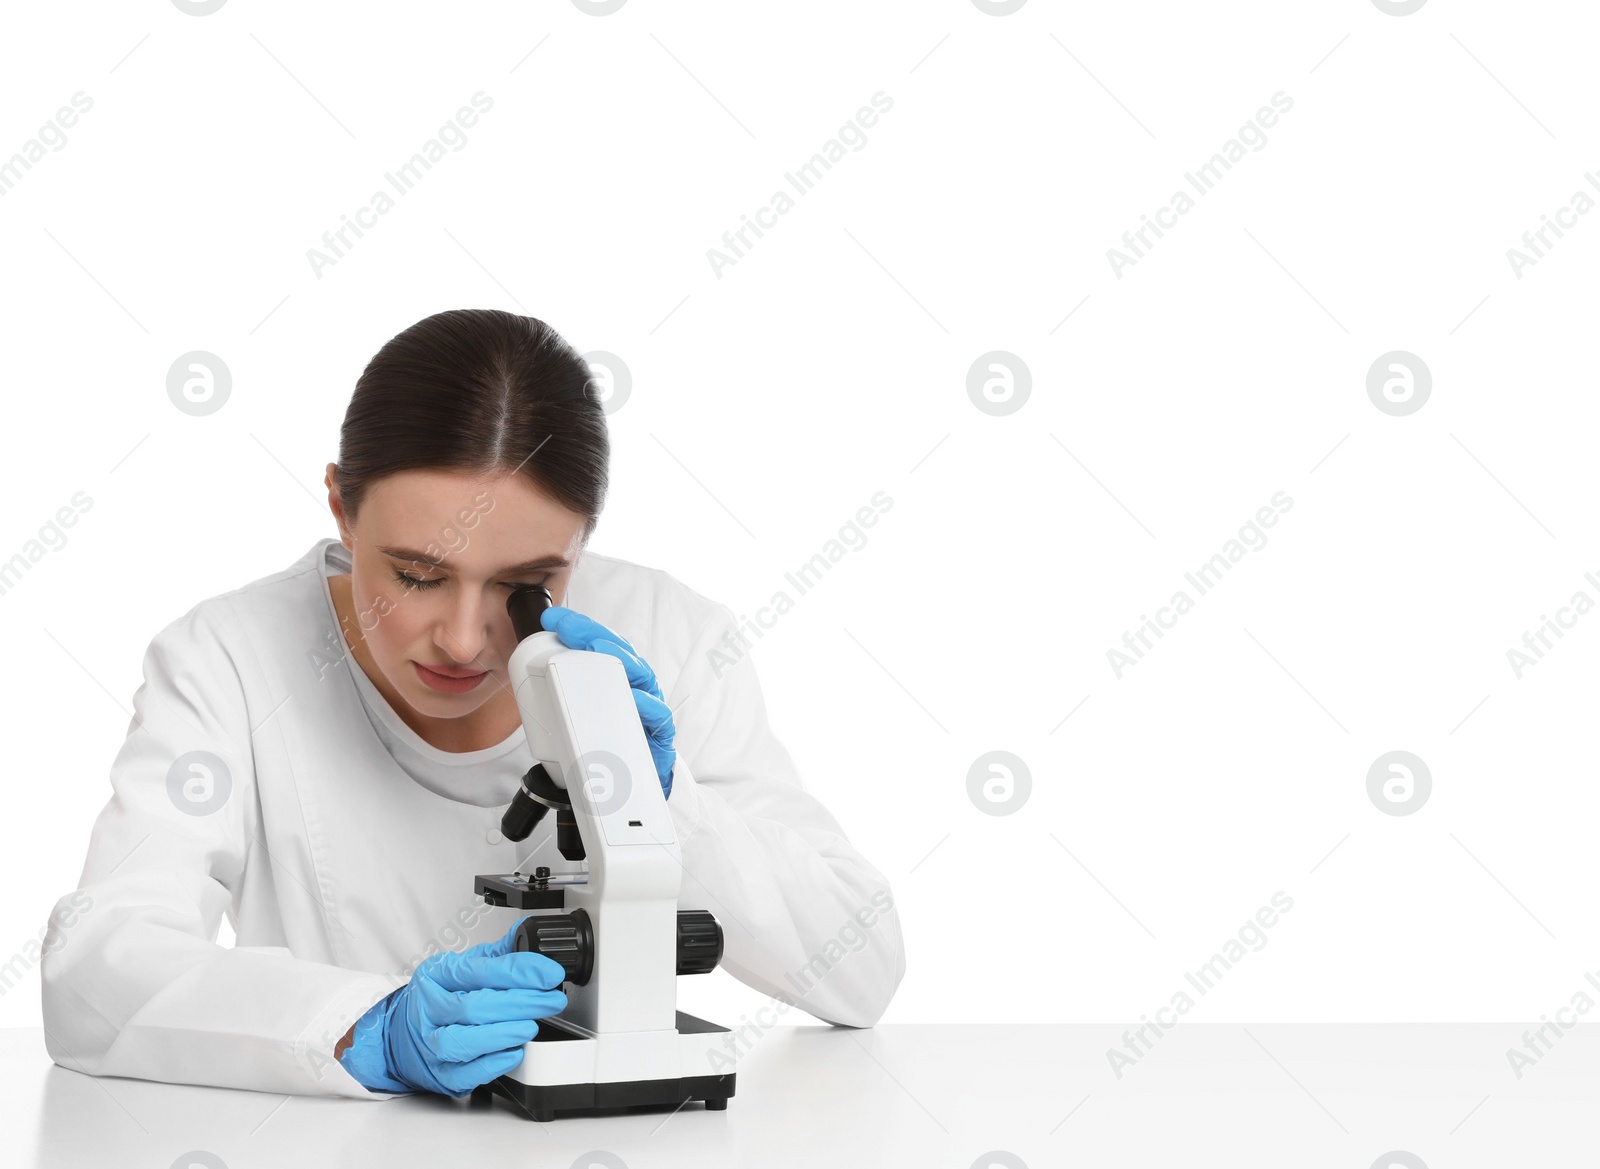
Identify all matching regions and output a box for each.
[377,546,571,574]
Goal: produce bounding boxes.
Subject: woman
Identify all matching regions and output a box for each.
[39,309,905,1100]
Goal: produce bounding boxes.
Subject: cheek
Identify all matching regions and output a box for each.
[355,587,425,652]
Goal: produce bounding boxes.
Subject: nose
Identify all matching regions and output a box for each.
[436,591,492,668]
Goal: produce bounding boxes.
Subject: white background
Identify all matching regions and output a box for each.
[3,0,1597,1033]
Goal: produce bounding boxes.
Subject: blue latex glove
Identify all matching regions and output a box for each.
[339,918,567,1097]
[541,605,676,799]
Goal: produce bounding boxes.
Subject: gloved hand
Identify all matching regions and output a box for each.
[541,605,677,799]
[338,918,567,1097]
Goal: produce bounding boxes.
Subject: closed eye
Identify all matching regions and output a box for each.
[394,571,443,591]
[392,571,548,591]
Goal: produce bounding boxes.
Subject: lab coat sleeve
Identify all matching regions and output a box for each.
[662,602,907,1028]
[39,600,407,1099]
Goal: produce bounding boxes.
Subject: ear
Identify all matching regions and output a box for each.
[325,463,353,548]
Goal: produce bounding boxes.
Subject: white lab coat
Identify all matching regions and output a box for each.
[40,537,905,1099]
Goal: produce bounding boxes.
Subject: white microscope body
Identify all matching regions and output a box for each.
[472,586,735,1121]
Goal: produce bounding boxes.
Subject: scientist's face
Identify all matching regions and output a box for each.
[324,464,587,724]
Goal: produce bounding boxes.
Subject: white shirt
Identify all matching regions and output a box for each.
[41,537,906,1099]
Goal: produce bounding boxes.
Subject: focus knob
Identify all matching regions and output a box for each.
[676,910,723,976]
[514,909,594,986]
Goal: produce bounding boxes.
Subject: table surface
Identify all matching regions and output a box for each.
[4,1023,1596,1168]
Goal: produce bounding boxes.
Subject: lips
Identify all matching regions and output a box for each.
[412,661,490,694]
[417,661,486,678]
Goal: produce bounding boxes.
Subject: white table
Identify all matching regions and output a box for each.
[4,1024,1595,1167]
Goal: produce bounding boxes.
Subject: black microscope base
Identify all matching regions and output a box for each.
[475,1070,735,1122]
[471,1009,736,1121]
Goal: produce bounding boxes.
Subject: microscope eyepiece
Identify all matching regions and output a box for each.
[506,583,554,643]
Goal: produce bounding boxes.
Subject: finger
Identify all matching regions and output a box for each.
[427,948,568,993]
[481,916,524,958]
[540,607,662,697]
[540,607,628,653]
[433,1046,527,1097]
[593,638,661,698]
[633,689,675,741]
[422,984,571,1026]
[426,1016,555,1064]
[650,744,677,795]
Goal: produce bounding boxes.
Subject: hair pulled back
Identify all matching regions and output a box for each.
[336,308,608,541]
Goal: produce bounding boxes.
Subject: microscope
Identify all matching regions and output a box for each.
[470,583,736,1122]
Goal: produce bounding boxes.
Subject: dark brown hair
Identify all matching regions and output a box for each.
[336,309,609,541]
